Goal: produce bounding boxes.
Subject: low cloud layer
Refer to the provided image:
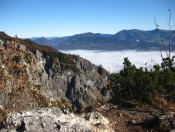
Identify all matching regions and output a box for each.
[61,50,174,73]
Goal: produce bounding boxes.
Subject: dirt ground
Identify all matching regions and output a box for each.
[94,103,175,132]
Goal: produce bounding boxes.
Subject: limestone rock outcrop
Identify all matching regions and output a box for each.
[1,107,113,132]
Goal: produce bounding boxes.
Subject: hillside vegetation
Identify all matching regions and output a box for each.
[110,57,175,108]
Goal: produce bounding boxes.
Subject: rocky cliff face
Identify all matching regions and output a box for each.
[0,33,111,114]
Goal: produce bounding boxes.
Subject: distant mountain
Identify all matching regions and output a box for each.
[31,29,175,51]
[32,37,51,46]
[112,29,171,41]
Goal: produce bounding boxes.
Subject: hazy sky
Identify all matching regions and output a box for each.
[0,0,175,37]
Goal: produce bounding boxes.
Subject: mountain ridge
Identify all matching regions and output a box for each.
[30,29,175,51]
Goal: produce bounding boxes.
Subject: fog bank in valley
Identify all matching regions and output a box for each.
[61,50,174,73]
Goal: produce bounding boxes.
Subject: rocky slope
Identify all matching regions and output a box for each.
[0,32,111,116]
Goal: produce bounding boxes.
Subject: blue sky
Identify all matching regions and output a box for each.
[0,0,175,38]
